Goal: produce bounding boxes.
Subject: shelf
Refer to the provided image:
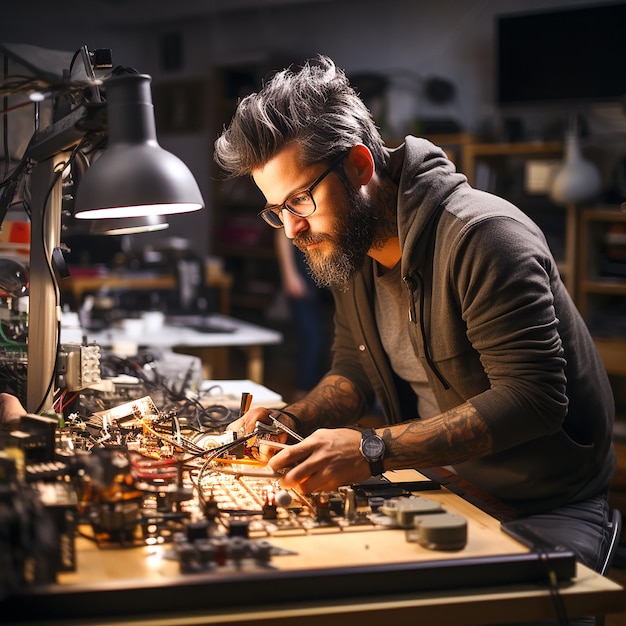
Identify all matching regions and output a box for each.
[461,141,563,184]
[594,337,626,377]
[577,207,626,305]
[580,279,626,295]
[577,206,626,378]
[579,207,626,222]
[461,141,575,295]
[60,270,234,316]
[463,140,563,157]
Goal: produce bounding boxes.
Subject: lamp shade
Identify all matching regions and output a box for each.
[89,214,169,235]
[73,73,204,219]
[550,124,601,206]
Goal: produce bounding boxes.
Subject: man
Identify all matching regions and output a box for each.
[214,56,615,591]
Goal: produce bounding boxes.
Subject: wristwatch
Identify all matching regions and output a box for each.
[359,428,386,476]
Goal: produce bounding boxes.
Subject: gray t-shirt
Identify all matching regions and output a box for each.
[373,261,440,418]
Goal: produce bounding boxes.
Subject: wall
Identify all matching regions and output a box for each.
[2,0,624,258]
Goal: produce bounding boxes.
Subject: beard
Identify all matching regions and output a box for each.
[293,179,378,290]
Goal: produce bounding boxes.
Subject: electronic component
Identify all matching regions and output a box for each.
[56,343,101,391]
[406,512,468,551]
[374,495,468,551]
[0,386,472,604]
[17,413,59,463]
[378,495,443,527]
[33,481,78,572]
[0,451,60,593]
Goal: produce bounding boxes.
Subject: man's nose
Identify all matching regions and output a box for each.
[282,211,309,239]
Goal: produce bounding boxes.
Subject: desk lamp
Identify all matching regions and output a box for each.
[89,215,169,236]
[73,73,203,219]
[23,54,204,413]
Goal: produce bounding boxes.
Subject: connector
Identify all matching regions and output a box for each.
[56,343,101,391]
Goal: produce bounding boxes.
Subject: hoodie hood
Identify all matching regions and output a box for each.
[386,137,468,273]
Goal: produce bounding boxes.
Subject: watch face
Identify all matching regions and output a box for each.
[362,435,385,460]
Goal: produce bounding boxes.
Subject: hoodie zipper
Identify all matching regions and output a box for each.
[403,272,450,390]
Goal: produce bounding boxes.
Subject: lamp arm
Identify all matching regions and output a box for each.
[26,154,64,412]
[26,102,105,163]
[23,91,106,412]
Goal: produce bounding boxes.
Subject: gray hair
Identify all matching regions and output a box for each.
[213,55,386,177]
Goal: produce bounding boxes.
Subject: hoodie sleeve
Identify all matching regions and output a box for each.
[449,210,569,452]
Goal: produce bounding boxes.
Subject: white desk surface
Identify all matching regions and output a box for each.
[62,314,283,349]
[61,314,284,383]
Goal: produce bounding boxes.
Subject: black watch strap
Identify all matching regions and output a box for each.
[360,428,386,476]
[368,455,385,477]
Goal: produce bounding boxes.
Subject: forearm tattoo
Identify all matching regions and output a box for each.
[285,375,366,435]
[382,401,493,468]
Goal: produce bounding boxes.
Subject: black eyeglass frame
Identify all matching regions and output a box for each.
[258,152,347,228]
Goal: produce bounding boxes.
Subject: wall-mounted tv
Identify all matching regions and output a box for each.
[496,2,626,107]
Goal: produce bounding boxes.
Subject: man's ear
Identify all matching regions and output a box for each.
[345,144,374,186]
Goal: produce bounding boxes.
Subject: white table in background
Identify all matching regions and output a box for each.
[67,314,283,384]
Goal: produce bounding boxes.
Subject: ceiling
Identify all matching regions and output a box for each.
[8,0,335,27]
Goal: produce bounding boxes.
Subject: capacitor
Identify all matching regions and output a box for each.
[253,539,273,566]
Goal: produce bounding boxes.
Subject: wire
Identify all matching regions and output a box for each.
[538,548,570,625]
[137,415,206,457]
[30,162,67,412]
[189,431,260,510]
[0,99,39,116]
[68,49,82,75]
[0,320,25,348]
[3,53,9,180]
[30,137,93,414]
[54,388,78,412]
[31,167,62,414]
[33,319,61,415]
[0,76,56,98]
[98,351,237,431]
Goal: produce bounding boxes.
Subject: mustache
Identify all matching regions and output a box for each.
[293,232,330,251]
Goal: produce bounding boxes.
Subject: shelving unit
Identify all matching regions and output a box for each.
[577,207,626,378]
[461,141,564,179]
[209,60,285,315]
[421,132,475,166]
[460,141,578,294]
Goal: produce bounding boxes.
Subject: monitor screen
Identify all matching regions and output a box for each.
[496,3,626,107]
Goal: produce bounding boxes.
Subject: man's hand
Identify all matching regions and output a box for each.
[267,427,371,493]
[227,406,302,465]
[227,406,297,442]
[0,393,26,430]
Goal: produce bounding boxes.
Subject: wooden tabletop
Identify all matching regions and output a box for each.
[3,470,624,625]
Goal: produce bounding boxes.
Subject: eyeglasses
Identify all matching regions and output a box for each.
[258,153,346,228]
